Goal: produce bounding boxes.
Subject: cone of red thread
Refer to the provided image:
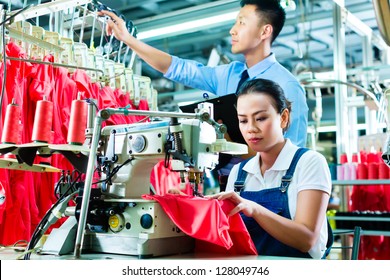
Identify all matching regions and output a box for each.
[32,97,53,143]
[379,162,390,179]
[368,162,379,179]
[360,150,367,163]
[340,153,348,164]
[367,152,379,163]
[67,96,87,145]
[1,99,20,144]
[357,163,368,179]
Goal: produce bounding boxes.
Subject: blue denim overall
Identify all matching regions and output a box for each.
[234,148,332,258]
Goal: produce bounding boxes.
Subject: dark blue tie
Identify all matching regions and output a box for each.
[235,70,249,95]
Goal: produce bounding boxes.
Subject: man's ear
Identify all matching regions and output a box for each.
[261,24,273,40]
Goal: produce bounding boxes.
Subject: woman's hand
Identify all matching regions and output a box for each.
[167,188,187,196]
[98,10,132,42]
[212,191,260,217]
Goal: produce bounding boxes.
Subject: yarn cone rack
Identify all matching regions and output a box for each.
[0,97,90,173]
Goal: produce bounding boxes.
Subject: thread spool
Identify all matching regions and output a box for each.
[67,97,87,145]
[357,163,368,179]
[337,153,348,180]
[360,150,367,163]
[340,153,353,180]
[32,97,53,143]
[368,162,379,180]
[349,153,358,180]
[1,99,20,144]
[336,164,344,180]
[340,153,348,164]
[378,162,389,179]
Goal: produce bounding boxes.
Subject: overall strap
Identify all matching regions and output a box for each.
[234,158,252,193]
[234,148,309,193]
[280,148,309,192]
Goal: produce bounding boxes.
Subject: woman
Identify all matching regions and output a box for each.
[214,78,332,259]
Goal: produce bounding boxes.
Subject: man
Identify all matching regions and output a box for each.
[100,0,308,188]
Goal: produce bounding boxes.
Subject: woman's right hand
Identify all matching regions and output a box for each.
[212,191,261,217]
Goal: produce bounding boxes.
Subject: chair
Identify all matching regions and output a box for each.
[330,226,362,260]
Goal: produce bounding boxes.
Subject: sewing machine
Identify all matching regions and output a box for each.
[41,107,247,258]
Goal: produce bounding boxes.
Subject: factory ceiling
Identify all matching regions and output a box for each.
[2,0,389,116]
[3,1,385,74]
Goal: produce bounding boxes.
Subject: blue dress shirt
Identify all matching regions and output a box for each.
[164,53,308,147]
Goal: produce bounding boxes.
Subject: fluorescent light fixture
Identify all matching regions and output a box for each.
[316,123,386,133]
[138,11,238,40]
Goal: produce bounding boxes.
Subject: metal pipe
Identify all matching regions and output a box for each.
[79,3,88,43]
[101,108,204,120]
[300,78,381,110]
[89,8,98,48]
[73,111,104,258]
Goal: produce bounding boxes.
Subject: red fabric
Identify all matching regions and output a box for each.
[0,60,12,238]
[0,43,41,244]
[50,66,76,166]
[5,42,35,109]
[0,46,73,244]
[142,194,257,255]
[114,88,137,124]
[98,86,127,125]
[72,69,100,101]
[149,160,200,196]
[150,161,183,195]
[52,66,78,143]
[130,99,149,122]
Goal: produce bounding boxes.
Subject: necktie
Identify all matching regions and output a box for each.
[235,69,249,95]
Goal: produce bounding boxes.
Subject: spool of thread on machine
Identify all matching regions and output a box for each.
[32,96,53,143]
[1,99,20,144]
[67,95,88,145]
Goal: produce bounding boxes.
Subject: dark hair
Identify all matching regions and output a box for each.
[237,78,292,130]
[240,0,286,42]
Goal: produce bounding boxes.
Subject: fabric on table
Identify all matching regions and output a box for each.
[142,194,257,255]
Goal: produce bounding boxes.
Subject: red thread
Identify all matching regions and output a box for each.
[357,163,368,180]
[32,99,53,143]
[378,162,389,179]
[368,162,379,179]
[340,153,348,164]
[1,101,20,144]
[67,99,87,145]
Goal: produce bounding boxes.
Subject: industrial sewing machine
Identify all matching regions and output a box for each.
[40,106,247,258]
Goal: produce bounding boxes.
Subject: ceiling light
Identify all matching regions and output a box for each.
[138,11,238,40]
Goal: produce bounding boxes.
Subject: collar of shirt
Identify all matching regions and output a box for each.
[247,53,277,79]
[243,138,299,175]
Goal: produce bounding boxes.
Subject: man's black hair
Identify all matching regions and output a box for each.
[240,0,286,43]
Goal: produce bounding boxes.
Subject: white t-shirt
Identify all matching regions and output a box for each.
[225,139,332,259]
